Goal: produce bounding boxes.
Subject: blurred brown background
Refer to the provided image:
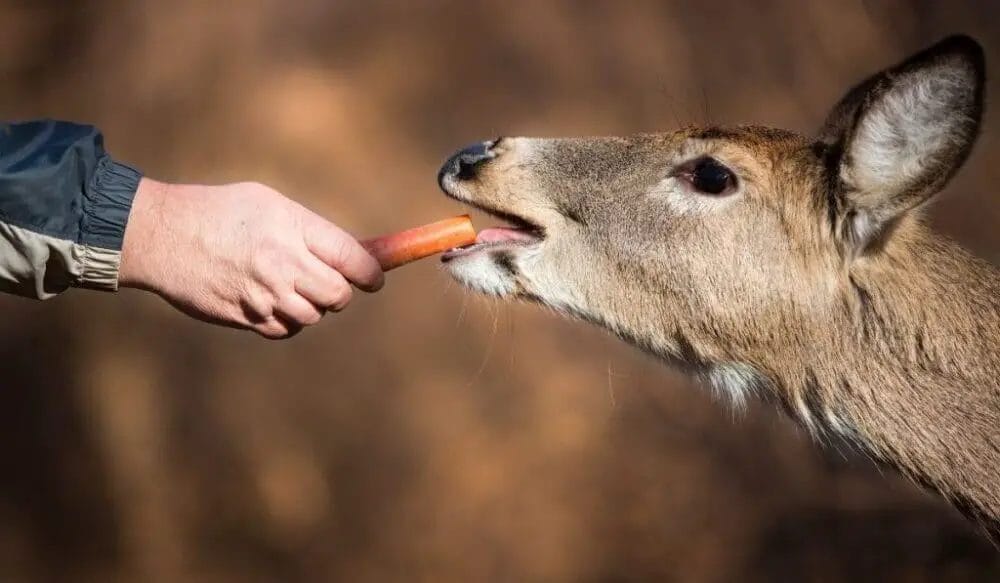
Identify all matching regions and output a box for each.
[1,1,999,581]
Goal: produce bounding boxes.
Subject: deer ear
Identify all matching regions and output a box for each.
[818,35,985,252]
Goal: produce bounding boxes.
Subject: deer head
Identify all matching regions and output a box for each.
[438,35,1000,536]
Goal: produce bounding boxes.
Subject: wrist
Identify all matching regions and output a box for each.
[119,177,171,290]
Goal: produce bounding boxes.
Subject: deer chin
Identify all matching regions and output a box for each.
[441,224,544,297]
[443,247,520,296]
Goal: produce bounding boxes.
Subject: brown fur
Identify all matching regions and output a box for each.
[439,36,1000,539]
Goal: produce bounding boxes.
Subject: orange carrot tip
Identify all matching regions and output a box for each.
[362,215,477,271]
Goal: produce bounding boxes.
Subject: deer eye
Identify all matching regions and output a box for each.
[683,157,736,195]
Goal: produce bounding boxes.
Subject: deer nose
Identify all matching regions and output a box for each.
[438,140,496,188]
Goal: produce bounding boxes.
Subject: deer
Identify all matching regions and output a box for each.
[435,35,1000,541]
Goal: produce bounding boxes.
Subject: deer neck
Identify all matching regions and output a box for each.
[775,225,1000,528]
[576,221,999,526]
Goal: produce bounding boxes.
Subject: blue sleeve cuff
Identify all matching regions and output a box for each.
[81,157,142,251]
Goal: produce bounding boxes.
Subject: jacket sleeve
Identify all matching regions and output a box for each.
[0,120,142,299]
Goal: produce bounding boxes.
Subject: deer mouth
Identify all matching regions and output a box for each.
[436,139,546,263]
[441,207,544,262]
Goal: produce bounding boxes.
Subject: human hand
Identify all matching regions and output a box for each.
[119,179,384,338]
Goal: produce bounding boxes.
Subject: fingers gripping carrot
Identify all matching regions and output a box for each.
[362,215,476,271]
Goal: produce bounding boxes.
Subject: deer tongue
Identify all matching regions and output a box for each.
[476,227,538,244]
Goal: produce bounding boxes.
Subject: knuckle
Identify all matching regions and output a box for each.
[279,292,323,326]
[329,236,356,267]
[248,251,274,279]
[243,290,276,322]
[255,326,281,340]
[257,237,292,265]
[327,283,353,311]
[255,320,289,340]
[253,261,295,298]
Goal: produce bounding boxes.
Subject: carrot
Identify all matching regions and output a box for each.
[362,215,477,271]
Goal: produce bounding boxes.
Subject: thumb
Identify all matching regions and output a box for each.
[304,217,385,292]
